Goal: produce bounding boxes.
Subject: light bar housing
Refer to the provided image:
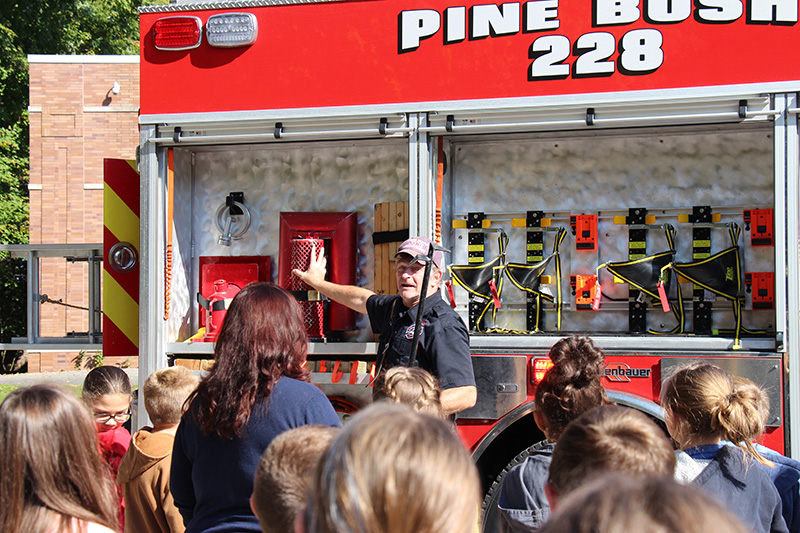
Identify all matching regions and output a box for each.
[207,13,258,48]
[154,16,202,51]
[530,357,554,385]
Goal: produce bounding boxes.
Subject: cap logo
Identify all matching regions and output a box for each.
[397,236,443,269]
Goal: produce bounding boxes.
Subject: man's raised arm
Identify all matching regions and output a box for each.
[292,247,374,316]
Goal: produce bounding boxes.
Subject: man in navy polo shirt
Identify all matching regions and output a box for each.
[293,236,476,415]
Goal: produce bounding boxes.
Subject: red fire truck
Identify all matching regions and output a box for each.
[119,1,800,529]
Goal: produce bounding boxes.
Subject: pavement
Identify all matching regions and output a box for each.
[0,369,139,388]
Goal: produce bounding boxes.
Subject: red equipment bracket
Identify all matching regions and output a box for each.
[571,274,598,310]
[743,209,774,247]
[197,256,270,329]
[570,214,598,251]
[745,272,775,310]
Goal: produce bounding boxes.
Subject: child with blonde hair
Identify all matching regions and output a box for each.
[728,375,800,532]
[372,366,446,419]
[117,366,199,532]
[250,425,340,533]
[662,362,787,533]
[302,403,481,533]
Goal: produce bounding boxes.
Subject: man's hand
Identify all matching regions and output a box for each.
[290,246,374,315]
[292,245,326,287]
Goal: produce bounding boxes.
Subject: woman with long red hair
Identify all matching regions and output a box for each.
[170,282,340,533]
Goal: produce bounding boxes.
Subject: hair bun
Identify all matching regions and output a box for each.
[549,336,605,366]
[535,336,609,439]
[540,336,607,391]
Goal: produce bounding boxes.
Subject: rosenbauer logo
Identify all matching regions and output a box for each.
[605,363,652,382]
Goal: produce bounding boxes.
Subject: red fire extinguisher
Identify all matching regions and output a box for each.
[196,279,241,342]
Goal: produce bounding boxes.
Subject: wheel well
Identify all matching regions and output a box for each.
[606,389,665,421]
[472,391,665,493]
[472,409,545,494]
[606,390,668,434]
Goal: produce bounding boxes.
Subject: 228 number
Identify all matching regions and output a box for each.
[529,29,664,81]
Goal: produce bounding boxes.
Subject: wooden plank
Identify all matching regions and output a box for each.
[395,201,409,295]
[377,202,388,296]
[400,201,409,233]
[382,202,392,295]
[399,201,411,294]
[175,358,201,370]
[387,202,398,295]
[377,202,385,295]
[374,202,384,295]
[372,201,409,297]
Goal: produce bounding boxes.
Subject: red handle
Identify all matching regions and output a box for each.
[489,279,501,309]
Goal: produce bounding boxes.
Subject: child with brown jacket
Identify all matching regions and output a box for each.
[117,366,199,533]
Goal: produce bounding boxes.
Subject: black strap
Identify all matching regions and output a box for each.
[375,299,400,374]
[290,290,325,302]
[372,229,410,245]
[211,300,228,312]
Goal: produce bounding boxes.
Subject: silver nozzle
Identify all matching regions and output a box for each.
[218,215,234,246]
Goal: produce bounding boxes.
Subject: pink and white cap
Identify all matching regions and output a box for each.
[395,236,444,269]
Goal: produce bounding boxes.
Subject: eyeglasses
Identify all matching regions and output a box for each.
[395,262,426,275]
[93,411,131,424]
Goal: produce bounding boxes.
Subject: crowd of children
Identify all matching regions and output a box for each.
[1,328,799,532]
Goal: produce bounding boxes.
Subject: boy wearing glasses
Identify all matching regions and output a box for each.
[117,366,200,532]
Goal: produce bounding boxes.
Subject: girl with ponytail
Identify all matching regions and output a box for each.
[497,335,608,533]
[662,363,787,533]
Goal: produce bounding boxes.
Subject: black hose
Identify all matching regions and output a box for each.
[407,242,434,368]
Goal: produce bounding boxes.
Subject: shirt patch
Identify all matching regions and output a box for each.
[404,322,427,339]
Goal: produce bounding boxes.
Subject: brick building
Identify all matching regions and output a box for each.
[27,55,140,371]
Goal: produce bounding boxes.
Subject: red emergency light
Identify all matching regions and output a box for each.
[154,16,202,51]
[531,357,554,385]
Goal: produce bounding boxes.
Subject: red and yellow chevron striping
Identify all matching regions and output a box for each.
[103,159,140,357]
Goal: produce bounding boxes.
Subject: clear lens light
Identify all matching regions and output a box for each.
[207,13,258,47]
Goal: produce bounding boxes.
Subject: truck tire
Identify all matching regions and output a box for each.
[481,439,550,533]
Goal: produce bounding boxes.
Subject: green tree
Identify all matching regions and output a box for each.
[71,0,145,55]
[0,0,162,371]
[0,21,31,372]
